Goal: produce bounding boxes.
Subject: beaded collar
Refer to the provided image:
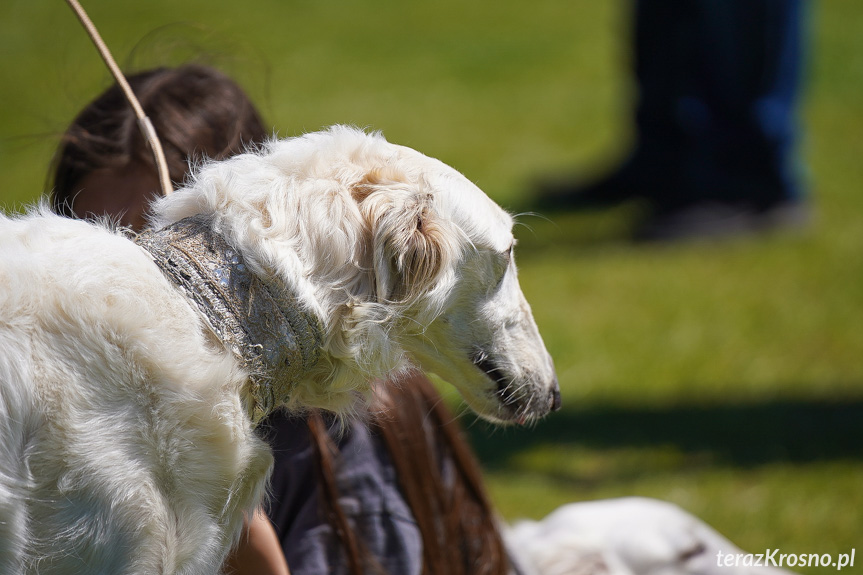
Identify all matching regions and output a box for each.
[134,215,324,424]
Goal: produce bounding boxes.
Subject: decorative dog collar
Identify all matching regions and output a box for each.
[134,215,324,424]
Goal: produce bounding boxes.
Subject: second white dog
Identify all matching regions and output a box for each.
[0,126,558,574]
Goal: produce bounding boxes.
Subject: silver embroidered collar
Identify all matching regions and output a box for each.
[135,215,324,424]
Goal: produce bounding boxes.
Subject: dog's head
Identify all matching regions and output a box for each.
[349,138,560,425]
[153,127,559,424]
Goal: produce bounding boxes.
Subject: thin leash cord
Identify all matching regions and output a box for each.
[63,0,173,197]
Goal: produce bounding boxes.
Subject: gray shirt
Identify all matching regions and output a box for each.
[263,413,423,575]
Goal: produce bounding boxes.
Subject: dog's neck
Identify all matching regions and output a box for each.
[134,215,324,424]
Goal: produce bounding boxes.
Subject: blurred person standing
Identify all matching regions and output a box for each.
[537,0,809,241]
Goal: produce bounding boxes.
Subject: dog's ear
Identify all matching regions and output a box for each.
[353,169,453,303]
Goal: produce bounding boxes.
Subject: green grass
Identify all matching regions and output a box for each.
[2,1,861,572]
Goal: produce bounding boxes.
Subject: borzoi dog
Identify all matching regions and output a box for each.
[0,126,559,574]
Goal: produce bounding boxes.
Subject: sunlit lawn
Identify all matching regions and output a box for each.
[2,1,861,571]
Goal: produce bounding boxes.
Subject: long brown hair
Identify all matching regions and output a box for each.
[311,375,511,575]
[380,377,510,575]
[50,64,266,220]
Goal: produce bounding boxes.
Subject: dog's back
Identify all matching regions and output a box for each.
[0,210,272,574]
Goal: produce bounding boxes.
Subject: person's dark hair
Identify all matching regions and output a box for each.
[311,376,511,575]
[49,64,266,217]
[377,378,510,575]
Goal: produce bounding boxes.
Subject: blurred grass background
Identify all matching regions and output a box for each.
[1,0,861,570]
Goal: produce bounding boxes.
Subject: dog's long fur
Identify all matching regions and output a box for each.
[0,126,557,574]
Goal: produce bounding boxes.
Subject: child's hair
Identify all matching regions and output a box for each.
[49,64,266,218]
[374,376,510,575]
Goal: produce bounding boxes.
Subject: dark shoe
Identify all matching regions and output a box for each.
[533,169,646,211]
[532,149,684,212]
[634,199,811,242]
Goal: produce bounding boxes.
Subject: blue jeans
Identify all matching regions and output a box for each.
[631,0,806,209]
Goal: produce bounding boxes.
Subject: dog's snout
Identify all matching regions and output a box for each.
[549,384,562,412]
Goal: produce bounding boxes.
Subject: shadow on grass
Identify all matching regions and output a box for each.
[465,395,863,470]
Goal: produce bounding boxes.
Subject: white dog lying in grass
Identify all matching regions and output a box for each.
[507,497,797,575]
[0,126,559,574]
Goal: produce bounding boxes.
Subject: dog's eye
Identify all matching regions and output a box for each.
[493,243,513,287]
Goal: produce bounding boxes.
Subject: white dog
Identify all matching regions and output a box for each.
[506,497,796,575]
[0,126,558,574]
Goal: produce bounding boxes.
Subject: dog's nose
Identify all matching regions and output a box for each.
[549,384,562,412]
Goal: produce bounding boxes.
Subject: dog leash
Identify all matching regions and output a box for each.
[63,2,328,421]
[63,0,173,199]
